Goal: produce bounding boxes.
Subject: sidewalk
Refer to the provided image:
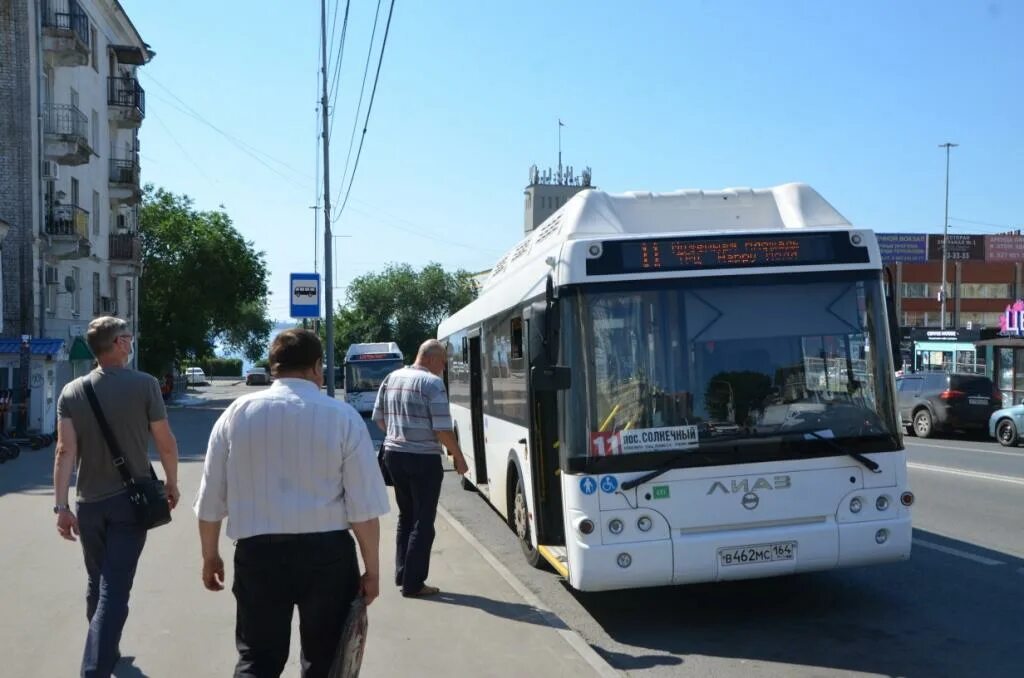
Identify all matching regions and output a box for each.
[0,442,610,677]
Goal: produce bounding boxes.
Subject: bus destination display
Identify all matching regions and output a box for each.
[586,232,869,275]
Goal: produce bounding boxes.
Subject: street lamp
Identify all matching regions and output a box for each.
[938,142,958,330]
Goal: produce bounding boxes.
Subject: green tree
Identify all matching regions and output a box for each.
[325,263,478,365]
[139,186,270,375]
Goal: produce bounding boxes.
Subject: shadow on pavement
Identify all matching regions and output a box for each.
[113,656,149,677]
[431,591,560,629]
[572,528,1023,678]
[0,445,54,496]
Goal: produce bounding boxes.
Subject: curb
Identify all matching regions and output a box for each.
[436,504,621,678]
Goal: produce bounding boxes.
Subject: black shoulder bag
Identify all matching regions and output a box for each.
[83,379,172,530]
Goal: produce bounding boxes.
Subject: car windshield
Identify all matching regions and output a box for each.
[344,359,403,392]
[561,271,900,472]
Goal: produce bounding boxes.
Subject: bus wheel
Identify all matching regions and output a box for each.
[510,474,542,568]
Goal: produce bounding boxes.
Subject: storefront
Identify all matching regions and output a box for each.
[907,328,992,374]
[977,300,1024,407]
[0,338,67,435]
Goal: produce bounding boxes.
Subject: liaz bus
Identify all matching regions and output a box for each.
[343,342,404,414]
[438,183,914,592]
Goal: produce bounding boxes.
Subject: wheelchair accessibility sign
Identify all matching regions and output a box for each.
[600,476,618,493]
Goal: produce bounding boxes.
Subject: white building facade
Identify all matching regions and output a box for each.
[0,0,149,435]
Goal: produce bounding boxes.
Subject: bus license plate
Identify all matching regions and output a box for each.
[718,541,796,567]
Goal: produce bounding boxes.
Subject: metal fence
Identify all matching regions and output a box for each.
[46,204,89,237]
[109,158,138,184]
[108,77,146,116]
[43,103,88,140]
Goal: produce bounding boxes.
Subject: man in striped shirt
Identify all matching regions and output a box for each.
[194,329,389,677]
[373,339,468,598]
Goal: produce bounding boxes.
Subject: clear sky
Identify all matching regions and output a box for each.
[122,0,1023,320]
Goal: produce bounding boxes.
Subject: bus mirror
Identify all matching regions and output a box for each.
[883,268,901,370]
[532,365,571,391]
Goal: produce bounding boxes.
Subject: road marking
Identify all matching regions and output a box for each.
[437,505,621,678]
[908,462,1024,486]
[905,440,1024,458]
[912,538,1005,566]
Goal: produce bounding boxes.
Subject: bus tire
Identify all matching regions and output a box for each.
[509,470,542,569]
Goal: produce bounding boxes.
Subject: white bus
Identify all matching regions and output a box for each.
[438,183,914,592]
[343,342,404,414]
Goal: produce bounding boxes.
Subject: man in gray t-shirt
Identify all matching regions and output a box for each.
[373,339,468,597]
[53,316,180,676]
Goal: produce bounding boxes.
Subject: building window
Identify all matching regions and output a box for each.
[900,283,948,299]
[959,283,1012,299]
[46,267,58,314]
[111,276,119,316]
[91,109,99,151]
[126,279,134,318]
[92,272,100,316]
[90,27,98,72]
[71,267,81,315]
[959,312,1004,328]
[92,191,100,236]
[902,311,952,328]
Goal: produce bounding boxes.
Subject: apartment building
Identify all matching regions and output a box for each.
[0,0,150,434]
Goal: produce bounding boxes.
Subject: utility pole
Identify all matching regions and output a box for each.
[938,142,958,330]
[320,0,336,396]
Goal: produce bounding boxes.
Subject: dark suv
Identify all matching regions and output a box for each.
[896,373,1001,438]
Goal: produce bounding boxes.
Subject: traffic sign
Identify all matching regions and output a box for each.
[290,273,321,319]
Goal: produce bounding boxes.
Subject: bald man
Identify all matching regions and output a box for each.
[372,340,468,597]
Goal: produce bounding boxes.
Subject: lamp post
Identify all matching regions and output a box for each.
[938,142,958,330]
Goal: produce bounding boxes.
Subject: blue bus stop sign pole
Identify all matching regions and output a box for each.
[290,273,321,319]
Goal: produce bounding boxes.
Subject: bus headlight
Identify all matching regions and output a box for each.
[850,497,863,514]
[876,495,890,511]
[637,516,653,532]
[608,518,624,535]
[578,519,595,535]
[900,491,915,507]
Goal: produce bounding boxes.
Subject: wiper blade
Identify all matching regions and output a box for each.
[801,430,881,473]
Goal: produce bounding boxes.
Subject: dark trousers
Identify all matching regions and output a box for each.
[77,492,147,678]
[384,450,443,594]
[233,530,360,678]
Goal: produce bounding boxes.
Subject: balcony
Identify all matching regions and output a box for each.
[108,77,146,128]
[46,204,90,239]
[43,104,92,165]
[41,0,91,67]
[108,159,141,205]
[109,233,141,274]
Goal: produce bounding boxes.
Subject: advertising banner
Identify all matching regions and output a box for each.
[877,233,928,263]
[985,235,1024,262]
[927,234,984,262]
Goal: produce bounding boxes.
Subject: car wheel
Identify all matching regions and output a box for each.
[996,419,1018,447]
[913,409,933,438]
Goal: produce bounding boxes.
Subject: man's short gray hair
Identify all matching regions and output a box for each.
[86,316,129,356]
[417,339,446,362]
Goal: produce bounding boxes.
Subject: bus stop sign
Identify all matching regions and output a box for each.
[290,273,321,319]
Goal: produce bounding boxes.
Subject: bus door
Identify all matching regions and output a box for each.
[526,309,565,546]
[468,335,488,485]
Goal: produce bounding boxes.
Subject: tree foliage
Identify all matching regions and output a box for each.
[138,186,270,374]
[326,263,478,365]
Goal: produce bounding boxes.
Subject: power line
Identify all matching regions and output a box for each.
[334,0,396,222]
[327,0,353,142]
[333,0,384,216]
[141,72,312,186]
[951,217,1016,230]
[344,203,505,255]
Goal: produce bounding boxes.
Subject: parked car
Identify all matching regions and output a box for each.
[185,367,207,386]
[245,367,271,386]
[896,372,1001,438]
[989,403,1024,446]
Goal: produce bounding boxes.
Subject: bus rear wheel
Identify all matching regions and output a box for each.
[510,473,542,568]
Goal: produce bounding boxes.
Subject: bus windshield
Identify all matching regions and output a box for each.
[562,271,900,471]
[344,359,403,393]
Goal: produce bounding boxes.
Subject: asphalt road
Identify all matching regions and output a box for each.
[440,430,1024,678]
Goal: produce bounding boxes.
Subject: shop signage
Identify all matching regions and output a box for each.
[927,234,985,262]
[999,300,1024,337]
[877,234,927,263]
[985,235,1024,262]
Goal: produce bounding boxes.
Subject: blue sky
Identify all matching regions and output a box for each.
[123,0,1023,320]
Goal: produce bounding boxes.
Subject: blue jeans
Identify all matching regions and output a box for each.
[77,492,147,678]
[383,451,443,594]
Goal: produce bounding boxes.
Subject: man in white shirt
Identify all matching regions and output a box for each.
[194,329,389,678]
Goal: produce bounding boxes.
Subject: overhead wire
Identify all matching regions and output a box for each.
[334,0,396,222]
[333,0,384,217]
[327,0,353,142]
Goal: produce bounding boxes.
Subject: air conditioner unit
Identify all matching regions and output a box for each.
[42,160,59,181]
[45,266,59,285]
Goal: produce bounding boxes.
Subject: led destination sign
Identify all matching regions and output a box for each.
[586,232,870,275]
